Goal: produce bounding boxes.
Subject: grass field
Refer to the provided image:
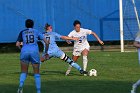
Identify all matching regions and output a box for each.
[0,51,140,93]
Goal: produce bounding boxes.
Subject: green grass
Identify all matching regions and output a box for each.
[0,51,140,93]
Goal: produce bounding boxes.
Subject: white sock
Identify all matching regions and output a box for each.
[83,56,88,71]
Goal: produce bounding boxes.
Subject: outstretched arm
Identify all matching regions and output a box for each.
[91,31,104,45]
[61,36,79,41]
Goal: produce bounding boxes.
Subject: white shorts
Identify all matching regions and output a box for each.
[73,46,90,56]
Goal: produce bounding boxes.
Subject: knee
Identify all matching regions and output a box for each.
[32,64,40,73]
[60,53,69,62]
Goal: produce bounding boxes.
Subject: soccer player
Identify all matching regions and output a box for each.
[65,20,104,76]
[40,23,87,75]
[131,33,140,93]
[16,19,49,93]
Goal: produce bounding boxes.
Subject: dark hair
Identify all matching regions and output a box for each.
[73,20,81,26]
[45,23,51,30]
[25,19,34,28]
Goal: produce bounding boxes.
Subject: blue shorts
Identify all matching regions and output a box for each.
[20,51,40,64]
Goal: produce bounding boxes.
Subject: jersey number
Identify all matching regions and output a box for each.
[26,35,34,44]
[79,40,82,43]
[46,36,50,43]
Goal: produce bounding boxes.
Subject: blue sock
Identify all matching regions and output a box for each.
[66,58,82,71]
[34,74,41,93]
[19,73,27,88]
[71,62,82,71]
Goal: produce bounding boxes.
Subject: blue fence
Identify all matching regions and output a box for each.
[0,0,120,43]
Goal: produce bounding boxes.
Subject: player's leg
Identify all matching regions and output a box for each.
[17,52,29,93]
[32,63,41,93]
[59,52,87,75]
[65,49,81,75]
[131,79,140,93]
[81,49,89,72]
[17,62,29,93]
[81,49,89,76]
[31,52,41,93]
[65,56,79,75]
[138,49,140,64]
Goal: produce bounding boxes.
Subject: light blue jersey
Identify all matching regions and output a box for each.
[17,28,44,63]
[41,31,64,58]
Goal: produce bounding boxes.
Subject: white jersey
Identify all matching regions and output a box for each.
[68,28,92,49]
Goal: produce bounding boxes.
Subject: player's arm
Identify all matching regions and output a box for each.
[16,41,22,49]
[55,32,78,41]
[16,31,23,49]
[65,32,73,44]
[91,31,104,45]
[134,41,140,48]
[61,36,79,41]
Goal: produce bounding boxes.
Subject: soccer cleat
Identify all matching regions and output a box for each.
[65,70,71,76]
[84,74,87,76]
[17,87,23,93]
[80,70,88,75]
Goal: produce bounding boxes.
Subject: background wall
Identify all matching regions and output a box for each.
[0,0,121,43]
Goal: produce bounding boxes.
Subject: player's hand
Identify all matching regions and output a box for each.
[99,40,104,45]
[72,37,79,41]
[45,54,49,60]
[20,42,23,45]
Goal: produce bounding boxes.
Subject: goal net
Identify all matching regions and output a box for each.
[122,0,140,51]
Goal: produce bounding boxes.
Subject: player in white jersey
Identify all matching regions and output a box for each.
[65,20,104,76]
[131,34,140,93]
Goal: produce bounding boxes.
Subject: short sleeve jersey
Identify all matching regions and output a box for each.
[68,28,92,48]
[41,31,62,52]
[17,28,44,52]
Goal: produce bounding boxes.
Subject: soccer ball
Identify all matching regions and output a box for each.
[88,69,97,76]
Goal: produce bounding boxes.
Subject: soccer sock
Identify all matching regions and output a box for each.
[83,56,88,71]
[66,58,82,71]
[133,79,140,89]
[34,74,41,93]
[60,53,82,71]
[19,73,27,88]
[70,62,82,71]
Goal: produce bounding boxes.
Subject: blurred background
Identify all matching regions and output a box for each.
[0,0,140,52]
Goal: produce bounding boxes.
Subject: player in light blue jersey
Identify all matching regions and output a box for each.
[40,23,88,75]
[16,19,49,93]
